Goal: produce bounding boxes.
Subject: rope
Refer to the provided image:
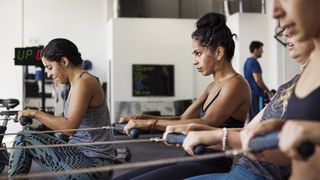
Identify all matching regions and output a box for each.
[0,137,164,151]
[3,149,245,179]
[0,126,113,137]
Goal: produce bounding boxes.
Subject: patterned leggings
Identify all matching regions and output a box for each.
[8,131,112,180]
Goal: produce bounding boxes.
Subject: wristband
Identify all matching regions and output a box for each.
[149,119,158,130]
[222,127,228,151]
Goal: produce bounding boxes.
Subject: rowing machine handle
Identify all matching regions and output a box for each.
[166,133,208,155]
[114,123,140,139]
[19,116,32,126]
[249,132,315,160]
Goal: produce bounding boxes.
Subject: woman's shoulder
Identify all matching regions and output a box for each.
[277,74,300,92]
[75,73,105,105]
[224,74,250,89]
[79,73,99,84]
[219,75,251,98]
[74,73,101,93]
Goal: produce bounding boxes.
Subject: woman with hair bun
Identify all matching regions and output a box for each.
[114,12,251,180]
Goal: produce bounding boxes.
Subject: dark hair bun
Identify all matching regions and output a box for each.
[191,12,235,62]
[196,12,226,30]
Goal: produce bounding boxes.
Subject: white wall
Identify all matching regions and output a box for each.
[226,14,240,73]
[107,13,300,122]
[265,1,300,86]
[0,0,24,135]
[196,13,273,97]
[0,0,108,136]
[239,13,269,78]
[108,18,196,122]
[226,12,297,91]
[0,0,23,101]
[0,0,300,133]
[23,0,108,82]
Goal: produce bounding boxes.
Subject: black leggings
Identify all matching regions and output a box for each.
[113,157,233,180]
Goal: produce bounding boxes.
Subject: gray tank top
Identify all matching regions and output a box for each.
[64,72,114,159]
[235,75,299,179]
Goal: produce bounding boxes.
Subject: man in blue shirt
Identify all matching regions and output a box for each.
[244,41,273,121]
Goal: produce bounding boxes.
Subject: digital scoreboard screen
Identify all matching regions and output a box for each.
[14,46,44,67]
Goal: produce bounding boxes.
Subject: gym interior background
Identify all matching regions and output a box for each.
[0,0,298,173]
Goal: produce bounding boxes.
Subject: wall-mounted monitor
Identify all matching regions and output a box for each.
[132,64,174,97]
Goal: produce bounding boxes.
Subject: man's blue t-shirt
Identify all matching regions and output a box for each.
[244,57,264,96]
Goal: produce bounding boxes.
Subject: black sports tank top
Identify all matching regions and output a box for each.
[284,86,320,121]
[199,74,244,128]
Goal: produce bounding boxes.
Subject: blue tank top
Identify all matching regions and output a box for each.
[64,72,114,159]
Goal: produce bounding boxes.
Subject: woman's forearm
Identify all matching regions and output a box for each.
[155,119,211,131]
